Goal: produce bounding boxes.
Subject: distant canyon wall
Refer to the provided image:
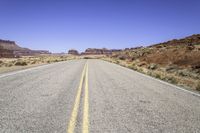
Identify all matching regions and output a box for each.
[0,39,50,58]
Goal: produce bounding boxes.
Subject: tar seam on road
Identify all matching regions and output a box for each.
[67,61,90,133]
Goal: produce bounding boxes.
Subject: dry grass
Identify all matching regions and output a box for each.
[103,57,200,91]
[103,35,200,91]
[102,41,200,91]
[0,54,76,74]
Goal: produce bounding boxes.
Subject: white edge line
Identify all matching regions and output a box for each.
[102,60,200,97]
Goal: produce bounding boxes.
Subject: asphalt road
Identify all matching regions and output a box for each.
[0,59,200,133]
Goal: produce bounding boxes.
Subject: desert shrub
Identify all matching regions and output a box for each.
[0,61,4,67]
[128,65,134,70]
[31,60,37,64]
[192,64,200,69]
[60,59,65,61]
[128,63,137,70]
[196,82,200,91]
[148,63,157,70]
[83,57,92,59]
[155,45,163,48]
[118,55,126,60]
[47,60,51,63]
[186,46,195,50]
[116,60,120,64]
[137,61,147,67]
[165,65,178,72]
[147,71,153,76]
[5,63,13,67]
[51,59,58,62]
[155,73,161,79]
[138,68,144,73]
[15,61,27,66]
[177,70,188,77]
[164,76,177,84]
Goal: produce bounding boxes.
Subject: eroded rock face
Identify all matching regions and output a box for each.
[68,49,79,55]
[0,47,15,58]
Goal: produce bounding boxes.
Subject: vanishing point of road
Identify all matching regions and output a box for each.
[0,59,200,133]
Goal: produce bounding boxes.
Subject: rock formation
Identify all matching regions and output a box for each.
[82,48,112,55]
[0,45,15,58]
[0,39,50,57]
[68,49,79,55]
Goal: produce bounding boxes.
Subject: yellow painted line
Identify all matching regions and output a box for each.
[67,63,87,133]
[83,63,89,133]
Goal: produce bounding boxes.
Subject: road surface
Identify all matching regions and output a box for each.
[0,59,200,133]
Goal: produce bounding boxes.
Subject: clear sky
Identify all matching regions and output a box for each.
[0,0,200,53]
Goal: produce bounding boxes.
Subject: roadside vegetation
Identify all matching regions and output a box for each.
[103,35,200,91]
[0,54,76,73]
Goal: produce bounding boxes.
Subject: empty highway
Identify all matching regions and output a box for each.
[0,59,200,133]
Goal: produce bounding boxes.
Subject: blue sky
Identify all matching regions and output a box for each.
[0,0,200,52]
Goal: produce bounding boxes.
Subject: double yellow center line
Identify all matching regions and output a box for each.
[67,62,89,133]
